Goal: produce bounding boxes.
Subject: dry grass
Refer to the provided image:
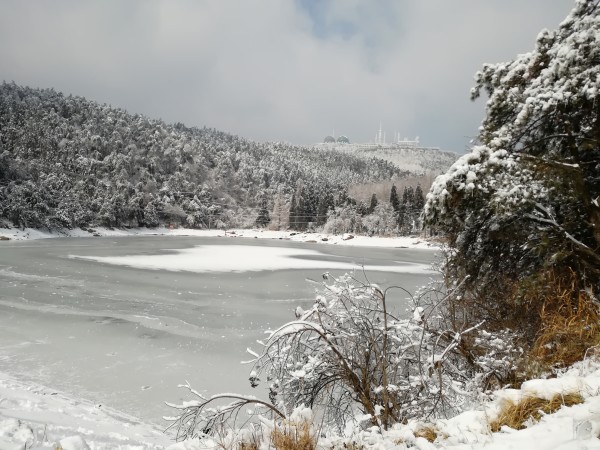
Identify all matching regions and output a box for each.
[528,271,600,369]
[490,393,583,432]
[413,425,438,443]
[271,420,316,450]
[238,437,260,450]
[451,268,600,374]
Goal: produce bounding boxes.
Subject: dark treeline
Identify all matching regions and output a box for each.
[0,82,410,231]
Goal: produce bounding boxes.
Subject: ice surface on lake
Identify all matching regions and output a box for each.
[69,244,434,274]
[0,237,437,426]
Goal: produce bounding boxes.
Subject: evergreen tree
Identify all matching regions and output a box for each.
[396,202,406,234]
[303,186,318,227]
[288,193,297,230]
[255,197,270,228]
[290,179,306,231]
[143,202,159,227]
[368,193,378,214]
[413,184,425,211]
[390,184,400,213]
[316,192,334,226]
[425,0,600,343]
[402,186,414,210]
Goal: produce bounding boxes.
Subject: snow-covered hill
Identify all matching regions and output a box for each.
[0,82,409,232]
[316,142,459,175]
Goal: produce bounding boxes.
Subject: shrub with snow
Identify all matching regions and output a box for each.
[166,274,492,441]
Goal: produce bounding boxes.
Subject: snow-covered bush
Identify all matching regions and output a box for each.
[248,274,486,432]
[167,275,488,442]
[323,204,363,235]
[361,203,397,236]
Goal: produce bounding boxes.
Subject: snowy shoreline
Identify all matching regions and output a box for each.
[4,359,600,449]
[0,226,440,250]
[0,370,171,449]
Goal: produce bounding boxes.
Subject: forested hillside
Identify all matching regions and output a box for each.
[334,144,458,175]
[0,82,408,231]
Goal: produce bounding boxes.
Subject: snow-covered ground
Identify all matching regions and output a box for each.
[0,370,171,449]
[0,226,438,250]
[4,359,600,449]
[392,358,600,450]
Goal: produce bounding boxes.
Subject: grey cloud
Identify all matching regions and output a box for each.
[0,0,574,153]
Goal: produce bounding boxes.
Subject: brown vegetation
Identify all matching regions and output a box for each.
[528,271,600,370]
[238,436,260,450]
[413,425,439,443]
[271,420,316,450]
[446,267,600,385]
[489,393,584,432]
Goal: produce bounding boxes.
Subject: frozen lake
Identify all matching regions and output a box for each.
[0,236,437,426]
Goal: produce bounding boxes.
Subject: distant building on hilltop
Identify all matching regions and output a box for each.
[314,124,455,174]
[316,124,440,153]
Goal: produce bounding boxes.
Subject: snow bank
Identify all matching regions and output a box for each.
[0,226,439,250]
[403,358,600,449]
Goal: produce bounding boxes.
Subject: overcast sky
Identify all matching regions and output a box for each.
[0,1,574,153]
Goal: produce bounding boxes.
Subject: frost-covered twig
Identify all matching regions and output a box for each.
[165,384,284,442]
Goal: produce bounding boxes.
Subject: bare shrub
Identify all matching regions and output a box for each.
[165,387,284,442]
[166,268,598,444]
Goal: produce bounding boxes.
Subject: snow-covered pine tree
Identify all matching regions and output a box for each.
[425,0,600,344]
[413,184,424,211]
[316,191,334,226]
[368,193,378,214]
[255,196,270,228]
[389,184,400,213]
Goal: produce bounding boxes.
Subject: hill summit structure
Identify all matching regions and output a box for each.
[316,124,440,153]
[314,125,457,175]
